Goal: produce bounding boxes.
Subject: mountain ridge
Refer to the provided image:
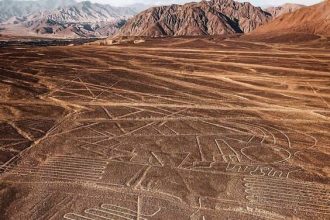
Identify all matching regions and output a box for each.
[252,0,330,37]
[1,0,323,39]
[116,0,272,37]
[0,1,140,38]
[0,0,76,22]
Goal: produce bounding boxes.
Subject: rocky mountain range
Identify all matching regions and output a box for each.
[0,1,142,38]
[0,0,76,22]
[253,0,330,37]
[0,0,316,39]
[117,0,273,37]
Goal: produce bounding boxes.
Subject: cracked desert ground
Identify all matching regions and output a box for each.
[0,37,329,219]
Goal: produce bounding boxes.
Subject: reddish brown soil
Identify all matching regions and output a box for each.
[0,37,329,219]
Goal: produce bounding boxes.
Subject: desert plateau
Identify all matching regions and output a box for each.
[0,0,329,219]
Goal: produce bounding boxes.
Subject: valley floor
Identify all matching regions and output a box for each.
[0,37,329,219]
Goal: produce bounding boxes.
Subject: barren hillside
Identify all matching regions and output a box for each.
[117,0,272,37]
[253,0,330,36]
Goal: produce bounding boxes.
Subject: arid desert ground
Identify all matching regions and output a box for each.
[0,37,330,219]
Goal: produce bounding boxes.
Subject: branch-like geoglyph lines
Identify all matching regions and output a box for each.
[215,139,241,163]
[64,203,161,220]
[48,73,194,106]
[2,41,330,219]
[244,177,330,214]
[10,155,108,182]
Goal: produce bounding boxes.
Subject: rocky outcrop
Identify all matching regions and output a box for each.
[117,0,272,37]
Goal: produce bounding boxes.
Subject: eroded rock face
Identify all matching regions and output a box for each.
[117,0,272,37]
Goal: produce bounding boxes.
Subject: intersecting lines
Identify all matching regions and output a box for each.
[0,140,31,174]
[0,122,33,173]
[10,155,108,182]
[64,200,161,220]
[26,192,76,220]
[79,105,191,122]
[50,77,130,103]
[13,119,56,139]
[49,75,191,105]
[76,137,122,158]
[0,138,31,154]
[244,176,330,215]
[237,122,277,145]
[215,139,241,163]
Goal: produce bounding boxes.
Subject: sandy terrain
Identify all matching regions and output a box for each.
[0,37,329,219]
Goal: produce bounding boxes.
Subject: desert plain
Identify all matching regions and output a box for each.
[0,36,329,219]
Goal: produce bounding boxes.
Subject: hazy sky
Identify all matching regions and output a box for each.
[89,0,323,7]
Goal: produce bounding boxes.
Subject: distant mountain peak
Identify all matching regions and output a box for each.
[117,0,272,37]
[0,0,139,38]
[0,0,77,22]
[266,3,305,18]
